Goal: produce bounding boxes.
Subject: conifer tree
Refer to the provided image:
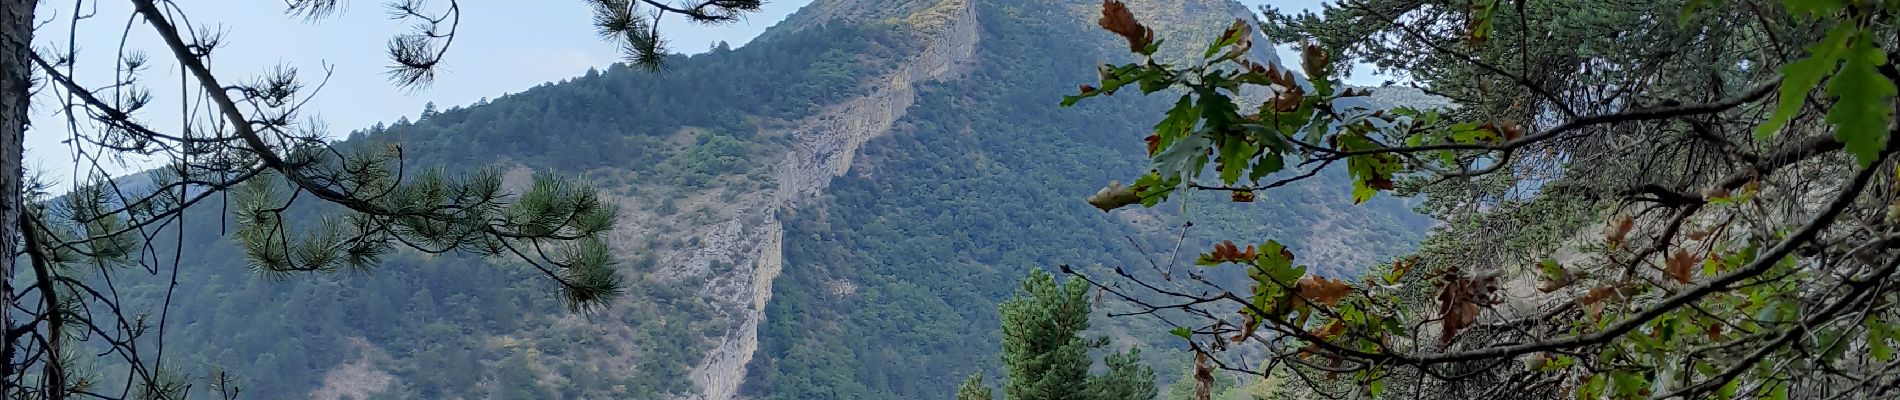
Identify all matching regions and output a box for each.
[958,374,995,400]
[967,270,1156,400]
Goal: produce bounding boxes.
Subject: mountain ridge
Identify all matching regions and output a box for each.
[96,1,1429,398]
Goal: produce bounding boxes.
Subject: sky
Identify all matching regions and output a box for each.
[25,0,1351,182]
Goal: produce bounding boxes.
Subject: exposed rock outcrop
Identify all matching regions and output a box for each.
[678,2,982,398]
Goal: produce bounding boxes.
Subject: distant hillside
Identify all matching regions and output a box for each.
[112,0,1432,399]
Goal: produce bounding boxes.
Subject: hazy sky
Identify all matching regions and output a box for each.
[25,0,1347,181]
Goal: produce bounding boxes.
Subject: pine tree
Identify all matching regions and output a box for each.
[1087,348,1156,400]
[1000,270,1097,400]
[958,374,995,400]
[973,269,1156,400]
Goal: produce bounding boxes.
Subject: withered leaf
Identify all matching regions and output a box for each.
[1086,181,1141,211]
[1687,227,1713,241]
[1194,351,1214,400]
[1666,249,1697,284]
[1097,1,1155,54]
[1299,42,1330,78]
[1367,176,1395,190]
[1298,319,1347,360]
[1500,122,1524,141]
[1231,190,1256,203]
[1605,215,1635,248]
[1204,241,1260,264]
[1579,286,1618,305]
[1298,275,1352,307]
[1434,271,1499,345]
[1231,312,1258,343]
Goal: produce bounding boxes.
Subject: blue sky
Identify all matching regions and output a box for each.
[25,0,1347,180]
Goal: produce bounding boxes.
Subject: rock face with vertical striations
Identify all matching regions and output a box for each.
[678,2,982,398]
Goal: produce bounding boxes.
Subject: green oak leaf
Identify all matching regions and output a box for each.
[1758,23,1852,139]
[1824,29,1895,168]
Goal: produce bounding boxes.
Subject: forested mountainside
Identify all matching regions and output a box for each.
[103,0,1427,399]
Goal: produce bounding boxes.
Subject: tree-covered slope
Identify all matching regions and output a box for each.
[116,14,924,400]
[742,1,1428,399]
[91,1,1428,399]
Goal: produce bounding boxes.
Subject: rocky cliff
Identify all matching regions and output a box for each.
[678,2,982,398]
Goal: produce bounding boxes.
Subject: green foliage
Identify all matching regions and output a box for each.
[1086,347,1158,400]
[1824,29,1894,167]
[1065,7,1408,210]
[29,15,921,400]
[998,270,1101,400]
[953,270,1158,400]
[1067,0,1900,398]
[959,374,996,400]
[376,22,909,175]
[1758,23,1850,139]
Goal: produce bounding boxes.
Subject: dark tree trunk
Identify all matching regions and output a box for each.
[1,0,34,380]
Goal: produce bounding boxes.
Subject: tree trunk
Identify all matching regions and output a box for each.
[1,0,34,379]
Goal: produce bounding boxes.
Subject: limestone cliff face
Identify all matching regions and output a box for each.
[668,2,983,398]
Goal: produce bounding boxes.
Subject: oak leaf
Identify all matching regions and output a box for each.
[1097,1,1154,54]
[1231,312,1257,343]
[1665,249,1697,283]
[1298,275,1352,306]
[1086,181,1140,211]
[1298,319,1347,360]
[1605,215,1635,248]
[1579,286,1619,317]
[1434,271,1499,345]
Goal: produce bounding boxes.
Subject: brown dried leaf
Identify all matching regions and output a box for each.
[1298,275,1352,307]
[1194,351,1214,400]
[1313,319,1346,339]
[1300,42,1330,78]
[1367,176,1395,190]
[1097,1,1155,53]
[1580,286,1618,305]
[1500,122,1524,141]
[1666,249,1697,284]
[1231,190,1255,203]
[1086,181,1140,211]
[1231,312,1257,343]
[1434,271,1499,345]
[1297,319,1347,360]
[1605,215,1635,248]
[1389,257,1417,280]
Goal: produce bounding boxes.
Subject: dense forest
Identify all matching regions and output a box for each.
[8,0,1426,398]
[16,0,1900,399]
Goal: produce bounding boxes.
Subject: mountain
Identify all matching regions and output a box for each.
[118,0,1429,399]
